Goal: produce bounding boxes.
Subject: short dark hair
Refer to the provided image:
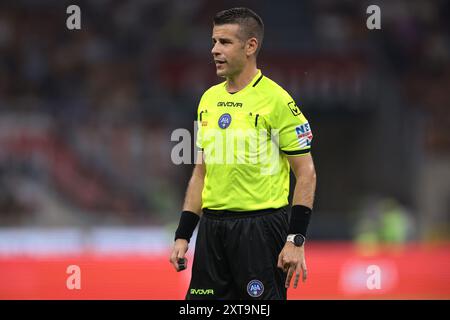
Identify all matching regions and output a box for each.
[213,7,264,55]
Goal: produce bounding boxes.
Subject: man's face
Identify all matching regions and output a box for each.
[211,24,247,78]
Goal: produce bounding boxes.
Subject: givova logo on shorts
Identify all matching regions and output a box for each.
[190,288,214,295]
[247,280,264,297]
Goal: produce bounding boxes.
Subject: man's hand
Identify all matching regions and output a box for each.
[170,239,189,272]
[277,242,307,288]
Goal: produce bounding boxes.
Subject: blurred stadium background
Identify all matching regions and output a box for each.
[0,0,449,299]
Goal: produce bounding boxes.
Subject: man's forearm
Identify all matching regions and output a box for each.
[292,169,316,209]
[174,165,204,243]
[288,169,316,237]
[182,165,204,215]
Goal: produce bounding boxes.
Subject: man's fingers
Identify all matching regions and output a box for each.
[177,251,185,260]
[175,247,187,271]
[170,246,187,272]
[293,271,300,289]
[280,261,288,273]
[170,240,189,272]
[170,250,178,265]
[277,254,284,270]
[293,265,301,288]
[169,251,179,271]
[302,262,308,282]
[285,265,295,288]
[177,257,187,271]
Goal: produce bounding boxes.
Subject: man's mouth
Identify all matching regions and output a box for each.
[215,59,226,65]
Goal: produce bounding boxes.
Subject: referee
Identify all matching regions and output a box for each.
[170,7,316,300]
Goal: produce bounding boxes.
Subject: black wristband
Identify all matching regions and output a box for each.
[175,211,200,243]
[288,205,312,237]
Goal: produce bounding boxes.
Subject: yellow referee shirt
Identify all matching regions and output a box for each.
[197,69,313,211]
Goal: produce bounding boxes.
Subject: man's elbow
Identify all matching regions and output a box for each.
[307,165,316,184]
[289,155,316,182]
[299,161,316,184]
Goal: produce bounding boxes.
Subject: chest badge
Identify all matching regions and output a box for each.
[218,113,232,129]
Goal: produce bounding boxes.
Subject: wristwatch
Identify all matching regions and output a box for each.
[287,234,305,247]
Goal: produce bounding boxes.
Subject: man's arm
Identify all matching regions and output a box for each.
[289,153,316,209]
[169,151,205,272]
[182,153,205,214]
[277,153,316,288]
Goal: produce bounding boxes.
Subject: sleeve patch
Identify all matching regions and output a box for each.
[288,101,302,116]
[295,123,313,148]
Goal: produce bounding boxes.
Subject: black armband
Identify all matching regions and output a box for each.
[174,211,200,243]
[288,205,312,237]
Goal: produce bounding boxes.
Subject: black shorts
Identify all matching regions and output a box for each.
[186,206,289,300]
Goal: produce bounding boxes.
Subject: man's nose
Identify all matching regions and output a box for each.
[211,43,220,56]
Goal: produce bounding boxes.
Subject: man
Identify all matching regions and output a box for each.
[169,7,316,300]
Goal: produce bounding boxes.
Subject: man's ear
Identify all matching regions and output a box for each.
[246,37,258,56]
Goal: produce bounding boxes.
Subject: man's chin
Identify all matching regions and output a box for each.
[216,65,230,77]
[216,69,227,78]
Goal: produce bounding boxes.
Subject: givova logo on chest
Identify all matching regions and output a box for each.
[217,101,243,108]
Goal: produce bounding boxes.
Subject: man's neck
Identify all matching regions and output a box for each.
[226,64,258,93]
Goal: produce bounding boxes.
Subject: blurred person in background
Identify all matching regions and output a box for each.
[353,196,416,253]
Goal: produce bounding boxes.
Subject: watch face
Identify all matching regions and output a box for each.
[294,235,304,246]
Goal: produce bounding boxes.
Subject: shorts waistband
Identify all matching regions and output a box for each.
[202,206,287,219]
